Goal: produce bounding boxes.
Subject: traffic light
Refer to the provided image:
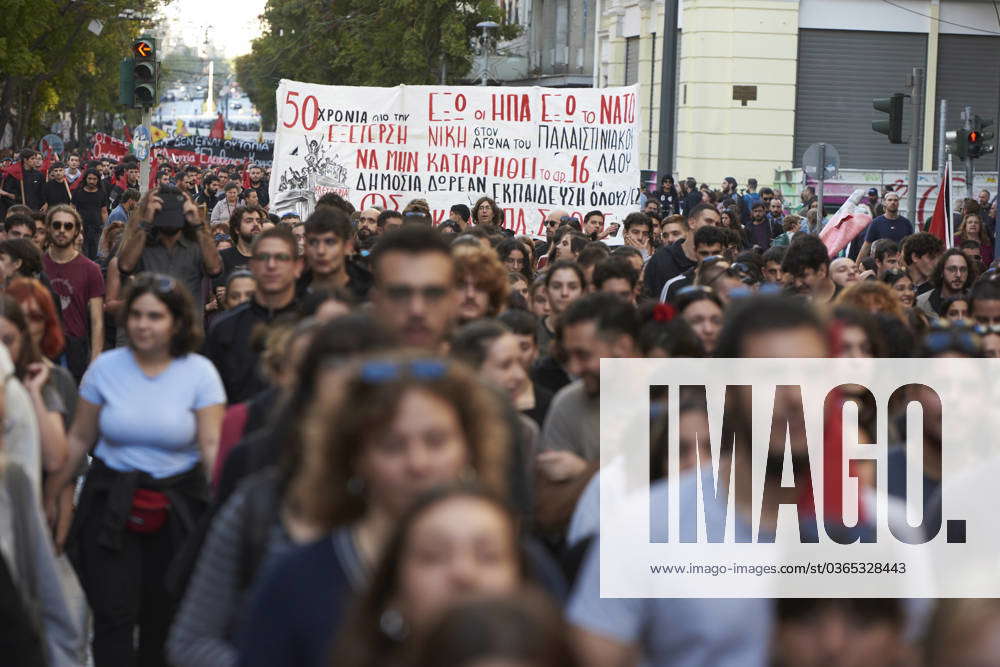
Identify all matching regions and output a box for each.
[872,93,905,144]
[968,115,995,159]
[945,129,968,161]
[131,36,157,108]
[118,58,134,107]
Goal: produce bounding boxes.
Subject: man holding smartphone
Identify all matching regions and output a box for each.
[118,186,223,325]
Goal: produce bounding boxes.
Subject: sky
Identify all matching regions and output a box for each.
[160,0,269,59]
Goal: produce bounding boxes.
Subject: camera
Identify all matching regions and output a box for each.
[154,184,186,231]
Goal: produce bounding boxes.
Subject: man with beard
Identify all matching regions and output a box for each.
[118,188,223,326]
[915,248,976,317]
[41,205,105,381]
[70,168,109,260]
[370,225,456,351]
[859,191,913,260]
[781,233,837,304]
[242,164,269,209]
[296,205,371,300]
[218,206,264,282]
[745,201,779,251]
[536,293,638,523]
[356,207,379,246]
[196,175,221,209]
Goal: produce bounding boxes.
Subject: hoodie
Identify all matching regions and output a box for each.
[644,239,697,298]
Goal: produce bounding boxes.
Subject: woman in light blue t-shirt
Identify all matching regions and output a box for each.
[47,271,226,667]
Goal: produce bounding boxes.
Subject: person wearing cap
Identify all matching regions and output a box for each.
[656,175,679,216]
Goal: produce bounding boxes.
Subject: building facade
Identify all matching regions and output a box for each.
[595,0,1000,187]
[493,0,597,86]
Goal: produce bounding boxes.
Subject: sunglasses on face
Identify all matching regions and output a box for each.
[50,221,75,231]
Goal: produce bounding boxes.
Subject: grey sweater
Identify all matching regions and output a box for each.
[0,462,81,666]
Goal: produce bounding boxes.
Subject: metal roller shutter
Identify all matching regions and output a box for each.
[933,34,1000,171]
[793,29,927,170]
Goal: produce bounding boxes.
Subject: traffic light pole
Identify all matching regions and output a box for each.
[138,108,152,193]
[906,67,923,224]
[964,106,974,200]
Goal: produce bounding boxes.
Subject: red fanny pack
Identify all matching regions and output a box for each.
[127,489,171,533]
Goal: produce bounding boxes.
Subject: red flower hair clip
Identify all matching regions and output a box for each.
[653,303,676,322]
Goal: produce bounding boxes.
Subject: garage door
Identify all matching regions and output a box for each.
[933,34,1000,170]
[794,29,927,170]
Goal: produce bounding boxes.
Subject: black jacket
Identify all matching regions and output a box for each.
[644,239,697,299]
[295,259,373,302]
[203,296,298,404]
[3,169,43,210]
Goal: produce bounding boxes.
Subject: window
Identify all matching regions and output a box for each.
[624,37,640,86]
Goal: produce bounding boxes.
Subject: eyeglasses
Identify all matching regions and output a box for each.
[50,221,75,231]
[251,252,294,264]
[360,359,448,383]
[973,323,1000,336]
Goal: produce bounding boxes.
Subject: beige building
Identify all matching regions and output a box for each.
[595,0,1000,188]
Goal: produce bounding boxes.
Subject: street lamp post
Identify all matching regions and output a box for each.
[476,21,499,86]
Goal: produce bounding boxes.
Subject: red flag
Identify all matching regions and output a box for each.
[123,124,133,143]
[241,159,251,190]
[928,160,950,244]
[209,113,225,139]
[2,160,24,183]
[148,157,160,189]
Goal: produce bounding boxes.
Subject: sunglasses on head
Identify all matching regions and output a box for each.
[359,359,448,384]
[922,330,982,357]
[676,284,715,297]
[150,274,177,295]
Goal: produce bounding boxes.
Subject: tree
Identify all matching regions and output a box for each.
[236,0,517,129]
[0,0,160,150]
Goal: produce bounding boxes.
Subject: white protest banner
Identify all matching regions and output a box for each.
[269,81,641,241]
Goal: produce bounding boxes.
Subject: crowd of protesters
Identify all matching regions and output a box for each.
[1,150,1000,667]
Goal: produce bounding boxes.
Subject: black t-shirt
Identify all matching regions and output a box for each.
[214,245,253,287]
[41,180,72,207]
[748,220,772,250]
[71,187,108,228]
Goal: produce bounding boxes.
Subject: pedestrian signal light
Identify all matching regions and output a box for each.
[969,116,995,160]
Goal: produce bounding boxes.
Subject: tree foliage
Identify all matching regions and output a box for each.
[0,0,161,149]
[236,0,517,129]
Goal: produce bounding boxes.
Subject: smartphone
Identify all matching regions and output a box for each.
[154,184,186,231]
